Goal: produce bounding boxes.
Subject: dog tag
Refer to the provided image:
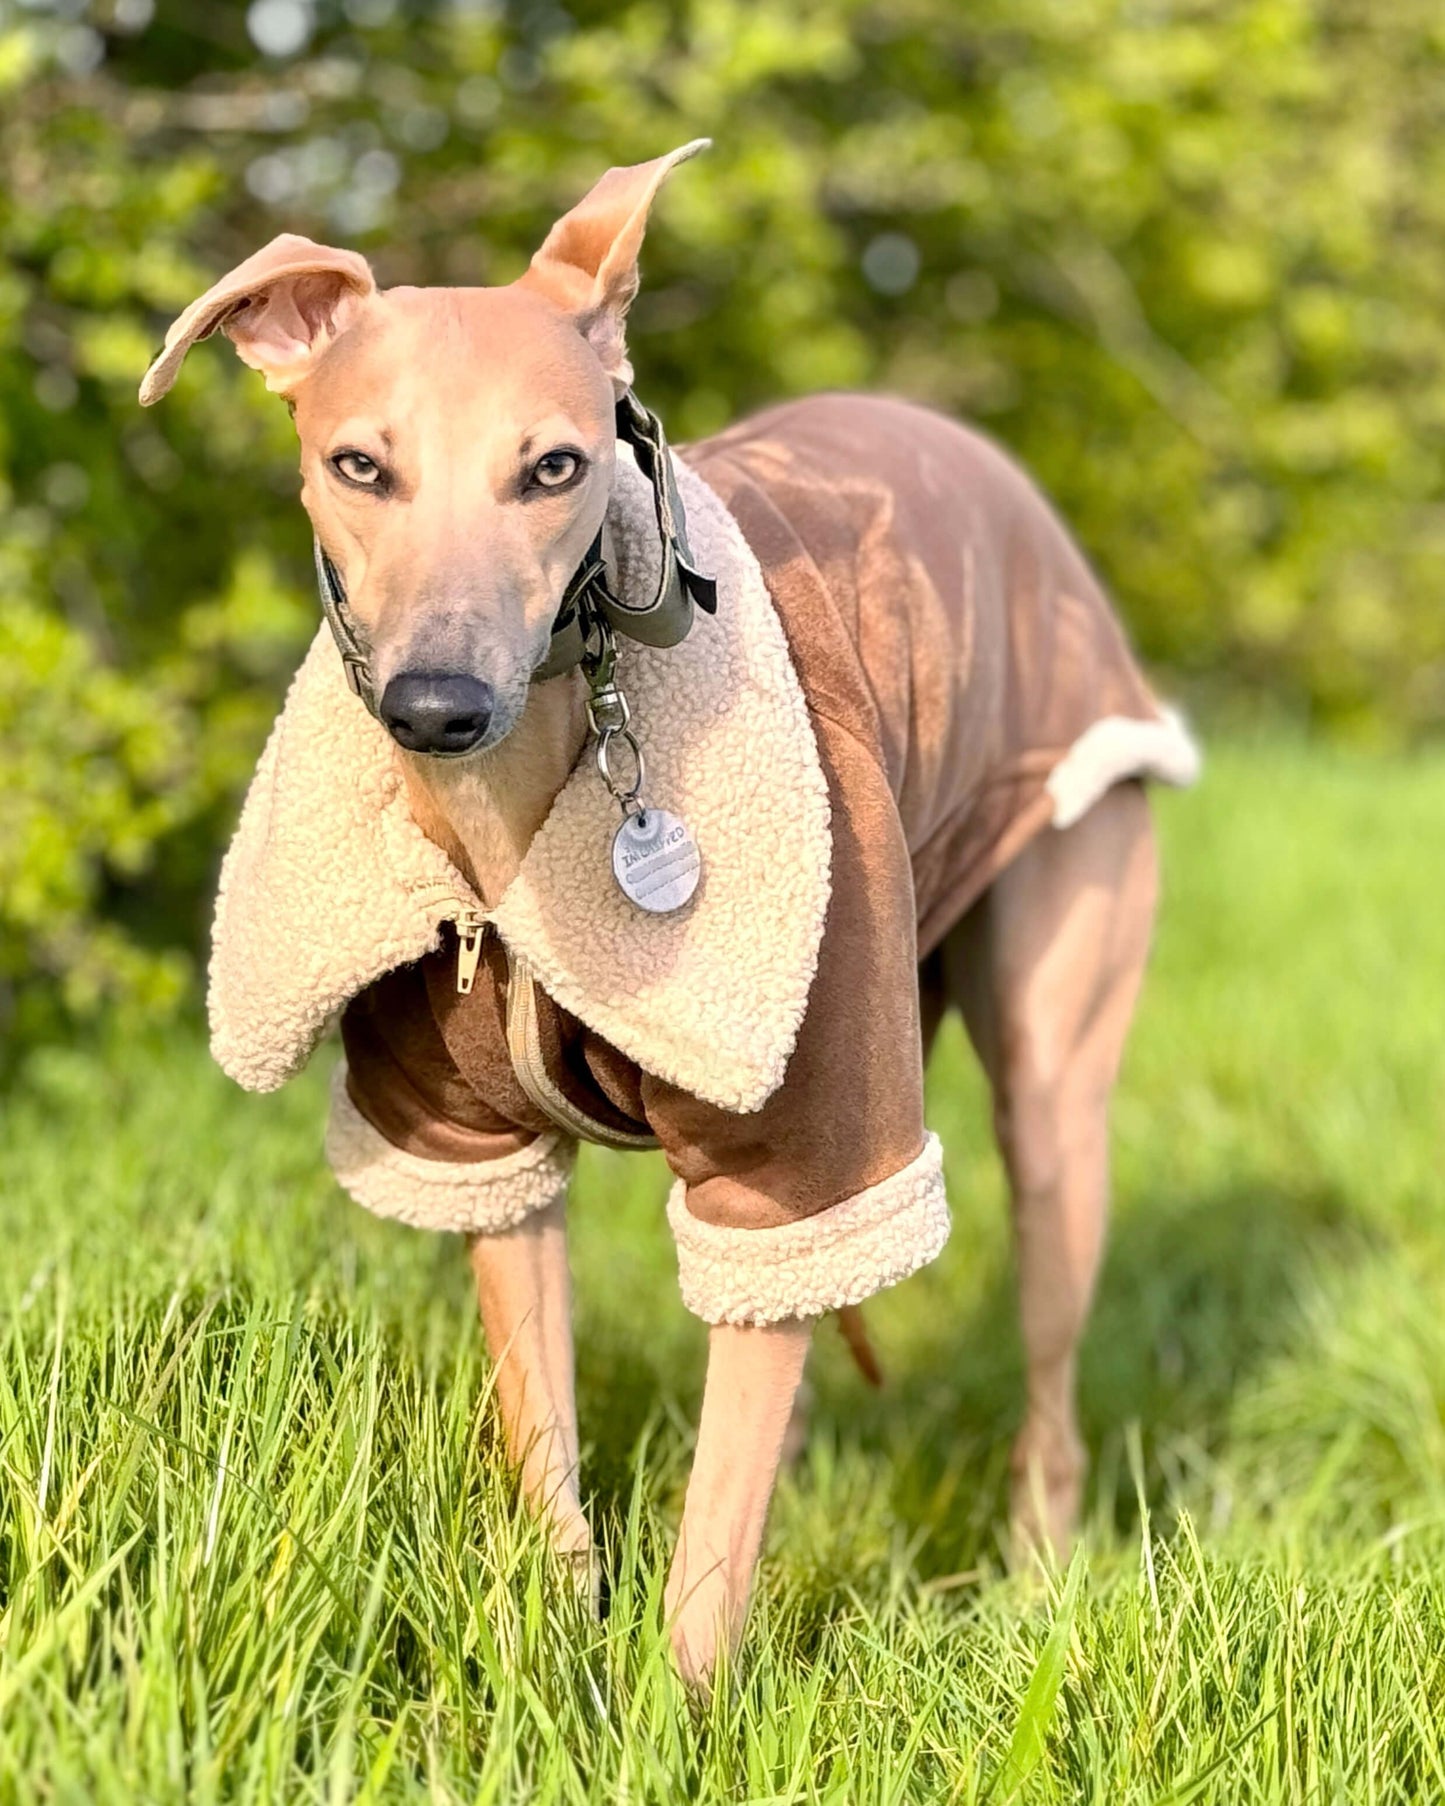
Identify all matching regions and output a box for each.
[611,808,701,914]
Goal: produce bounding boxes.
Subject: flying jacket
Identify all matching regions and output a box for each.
[207,395,1199,1326]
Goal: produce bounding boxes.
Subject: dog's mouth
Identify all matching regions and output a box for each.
[392,735,491,762]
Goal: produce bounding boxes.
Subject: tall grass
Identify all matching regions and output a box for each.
[2,735,1444,1801]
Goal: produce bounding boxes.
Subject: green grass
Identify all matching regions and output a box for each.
[3,734,1445,1802]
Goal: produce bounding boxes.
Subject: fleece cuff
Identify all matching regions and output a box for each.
[1046,707,1201,830]
[325,1064,575,1234]
[666,1132,950,1326]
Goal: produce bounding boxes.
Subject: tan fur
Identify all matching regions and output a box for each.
[468,1200,593,1588]
[665,1320,812,1684]
[143,146,1168,1687]
[399,674,587,902]
[946,781,1158,1560]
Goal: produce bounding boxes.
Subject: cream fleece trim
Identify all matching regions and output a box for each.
[207,640,471,1093]
[324,1064,574,1233]
[487,460,832,1113]
[667,1133,950,1326]
[1047,706,1201,830]
[208,450,832,1111]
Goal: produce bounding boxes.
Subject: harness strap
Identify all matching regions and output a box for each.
[312,390,717,713]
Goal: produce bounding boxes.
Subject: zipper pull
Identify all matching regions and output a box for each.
[455,910,486,995]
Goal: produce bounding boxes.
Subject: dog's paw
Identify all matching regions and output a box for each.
[1007,1428,1084,1571]
[664,1556,742,1693]
[549,1508,600,1618]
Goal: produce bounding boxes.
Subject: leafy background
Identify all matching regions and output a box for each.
[3,0,1443,1047]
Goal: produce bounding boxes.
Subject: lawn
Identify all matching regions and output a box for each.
[2,734,1445,1803]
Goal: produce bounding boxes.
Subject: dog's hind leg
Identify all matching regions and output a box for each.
[945,782,1158,1561]
[469,1199,594,1597]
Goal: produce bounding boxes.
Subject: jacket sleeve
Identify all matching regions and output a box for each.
[642,714,949,1325]
[328,962,575,1234]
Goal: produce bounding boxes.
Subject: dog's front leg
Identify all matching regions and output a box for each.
[468,1199,592,1590]
[665,1319,812,1686]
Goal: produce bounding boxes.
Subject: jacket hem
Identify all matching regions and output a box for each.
[666,1132,950,1326]
[324,1064,575,1234]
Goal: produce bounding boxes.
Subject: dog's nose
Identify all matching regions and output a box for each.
[379,672,493,756]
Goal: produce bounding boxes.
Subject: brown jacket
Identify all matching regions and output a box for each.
[210,396,1197,1324]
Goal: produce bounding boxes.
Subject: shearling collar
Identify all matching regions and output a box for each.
[207,452,833,1115]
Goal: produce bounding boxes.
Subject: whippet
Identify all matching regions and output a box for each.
[140,141,1197,1685]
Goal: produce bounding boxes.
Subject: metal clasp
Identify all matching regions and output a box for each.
[585,676,630,738]
[582,615,647,820]
[596,724,646,817]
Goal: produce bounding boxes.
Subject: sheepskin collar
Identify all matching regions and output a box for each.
[208,450,833,1115]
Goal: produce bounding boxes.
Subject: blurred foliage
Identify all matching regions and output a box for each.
[3,0,1444,1042]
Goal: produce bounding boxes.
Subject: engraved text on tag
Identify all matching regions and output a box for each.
[611,809,701,914]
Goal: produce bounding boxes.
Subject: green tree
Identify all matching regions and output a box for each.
[2,0,1442,1044]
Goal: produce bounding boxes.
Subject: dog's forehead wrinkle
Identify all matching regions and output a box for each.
[520,411,588,453]
[324,414,394,453]
[301,285,610,471]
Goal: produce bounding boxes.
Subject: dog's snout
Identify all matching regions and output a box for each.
[379,672,494,756]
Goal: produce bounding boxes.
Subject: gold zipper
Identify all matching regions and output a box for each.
[444,904,658,1151]
[454,908,487,994]
[504,951,659,1151]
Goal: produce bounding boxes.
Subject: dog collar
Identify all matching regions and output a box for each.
[312,390,717,717]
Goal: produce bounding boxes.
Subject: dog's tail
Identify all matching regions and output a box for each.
[837,1305,884,1387]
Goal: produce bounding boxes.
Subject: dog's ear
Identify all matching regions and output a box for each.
[139,235,376,405]
[519,140,708,389]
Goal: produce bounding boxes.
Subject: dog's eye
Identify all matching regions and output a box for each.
[331,449,383,488]
[529,449,583,491]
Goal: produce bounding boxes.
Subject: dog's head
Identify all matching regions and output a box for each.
[141,142,705,757]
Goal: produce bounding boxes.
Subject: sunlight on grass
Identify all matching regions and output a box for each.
[2,735,1444,1800]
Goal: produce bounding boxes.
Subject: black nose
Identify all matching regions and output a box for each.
[379,672,493,756]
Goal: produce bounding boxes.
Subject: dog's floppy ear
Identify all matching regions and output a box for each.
[519,140,709,389]
[139,234,376,405]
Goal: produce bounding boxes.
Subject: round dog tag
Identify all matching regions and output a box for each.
[611,808,701,914]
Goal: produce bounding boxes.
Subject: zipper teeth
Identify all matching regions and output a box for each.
[505,953,658,1151]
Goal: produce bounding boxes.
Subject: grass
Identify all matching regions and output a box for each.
[3,732,1445,1802]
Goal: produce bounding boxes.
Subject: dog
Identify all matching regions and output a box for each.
[140,141,1198,1685]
